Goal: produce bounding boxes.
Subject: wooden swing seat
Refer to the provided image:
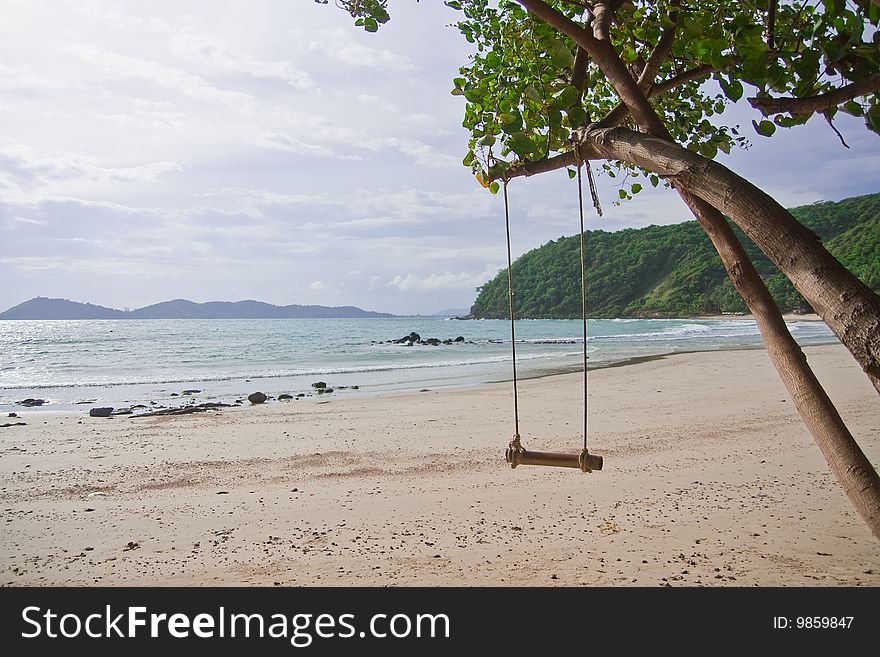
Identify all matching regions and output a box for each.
[505,436,603,473]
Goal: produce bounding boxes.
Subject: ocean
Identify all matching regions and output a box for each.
[0,317,836,413]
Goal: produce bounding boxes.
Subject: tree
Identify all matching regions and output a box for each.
[330,0,880,539]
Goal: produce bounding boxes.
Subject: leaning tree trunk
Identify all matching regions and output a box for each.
[680,190,880,540]
[579,125,880,396]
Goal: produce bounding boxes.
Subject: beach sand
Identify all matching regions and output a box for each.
[2,343,878,587]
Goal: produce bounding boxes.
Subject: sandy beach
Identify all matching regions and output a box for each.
[2,343,878,587]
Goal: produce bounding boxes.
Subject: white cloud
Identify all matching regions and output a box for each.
[0,146,181,194]
[387,265,499,292]
[170,33,317,91]
[298,27,415,71]
[243,129,343,158]
[356,94,398,112]
[65,44,254,109]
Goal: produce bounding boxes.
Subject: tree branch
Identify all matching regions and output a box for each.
[637,11,678,88]
[767,0,776,51]
[748,73,880,117]
[596,64,715,129]
[591,2,613,40]
[517,0,669,136]
[497,63,717,182]
[572,46,590,91]
[651,64,716,96]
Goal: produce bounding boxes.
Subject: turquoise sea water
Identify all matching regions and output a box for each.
[0,317,836,412]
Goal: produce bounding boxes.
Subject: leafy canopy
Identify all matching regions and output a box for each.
[327,1,879,194]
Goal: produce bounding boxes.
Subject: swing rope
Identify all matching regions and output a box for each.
[577,162,589,453]
[502,179,520,440]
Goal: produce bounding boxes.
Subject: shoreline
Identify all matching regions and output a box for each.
[3,326,837,417]
[2,342,877,587]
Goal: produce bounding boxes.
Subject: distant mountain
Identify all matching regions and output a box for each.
[0,297,125,320]
[0,297,395,320]
[431,308,471,317]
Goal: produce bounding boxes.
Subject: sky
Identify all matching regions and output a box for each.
[1,0,877,316]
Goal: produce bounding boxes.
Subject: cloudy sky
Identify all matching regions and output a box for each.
[1,1,877,316]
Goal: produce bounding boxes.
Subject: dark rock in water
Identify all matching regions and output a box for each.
[393,331,421,345]
[296,393,305,398]
[18,398,46,407]
[1,422,27,428]
[132,402,231,418]
[351,385,359,390]
[170,393,179,397]
[75,400,96,405]
[89,407,114,418]
[181,389,201,395]
[325,388,334,394]
[424,337,441,346]
[443,339,452,345]
[130,404,148,410]
[278,394,293,400]
[454,336,465,342]
[8,412,18,418]
[248,392,268,404]
[311,381,327,389]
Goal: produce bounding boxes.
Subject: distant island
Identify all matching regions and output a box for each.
[0,297,395,320]
[468,192,880,318]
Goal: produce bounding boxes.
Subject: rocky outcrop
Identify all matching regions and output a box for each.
[247,392,268,404]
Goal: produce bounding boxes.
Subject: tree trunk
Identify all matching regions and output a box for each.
[578,125,880,395]
[680,191,880,540]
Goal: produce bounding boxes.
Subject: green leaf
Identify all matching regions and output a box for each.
[499,112,523,133]
[752,119,776,137]
[649,174,659,187]
[567,106,587,127]
[363,17,379,33]
[618,188,628,200]
[524,85,542,103]
[718,78,743,102]
[554,85,580,109]
[841,101,864,117]
[488,181,500,194]
[630,183,642,194]
[508,132,536,156]
[549,39,575,68]
[567,168,577,179]
[867,105,880,133]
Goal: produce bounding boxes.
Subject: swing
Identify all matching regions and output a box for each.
[501,160,603,473]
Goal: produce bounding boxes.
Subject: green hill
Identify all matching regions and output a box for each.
[468,192,880,318]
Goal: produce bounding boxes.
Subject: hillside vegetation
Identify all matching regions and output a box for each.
[469,193,880,318]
